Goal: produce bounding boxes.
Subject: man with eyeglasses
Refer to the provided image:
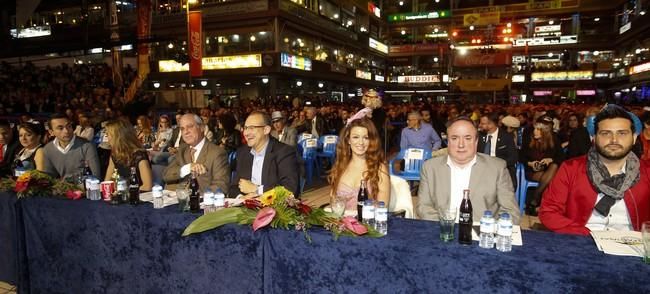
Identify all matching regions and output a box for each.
[540,105,650,235]
[229,111,300,198]
[400,111,442,152]
[163,114,230,193]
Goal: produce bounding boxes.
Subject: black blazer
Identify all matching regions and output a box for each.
[0,141,20,177]
[566,127,591,159]
[296,115,327,137]
[229,137,300,198]
[478,128,518,188]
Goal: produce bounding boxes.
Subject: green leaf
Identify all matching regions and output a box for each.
[182,207,244,236]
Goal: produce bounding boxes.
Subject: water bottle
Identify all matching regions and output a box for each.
[362,200,375,227]
[479,210,495,249]
[87,178,101,201]
[375,201,388,235]
[496,213,513,252]
[14,166,25,178]
[152,185,164,209]
[203,189,215,214]
[214,188,225,209]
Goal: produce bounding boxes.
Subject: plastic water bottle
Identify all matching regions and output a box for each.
[87,178,101,201]
[152,185,164,209]
[213,188,225,209]
[375,201,388,235]
[362,200,375,227]
[203,189,215,214]
[479,210,495,249]
[496,213,513,252]
[14,166,25,177]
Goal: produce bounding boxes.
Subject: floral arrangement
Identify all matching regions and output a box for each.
[182,186,382,241]
[0,170,83,199]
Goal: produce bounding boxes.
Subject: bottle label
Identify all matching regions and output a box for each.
[375,208,388,221]
[459,212,472,224]
[480,219,495,233]
[116,180,127,192]
[362,206,375,219]
[497,223,513,236]
[89,181,100,190]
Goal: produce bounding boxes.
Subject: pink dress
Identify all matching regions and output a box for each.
[336,182,373,210]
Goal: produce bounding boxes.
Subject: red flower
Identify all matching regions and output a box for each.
[341,216,368,235]
[244,199,262,210]
[297,203,312,215]
[252,207,276,232]
[66,190,83,200]
[15,180,29,193]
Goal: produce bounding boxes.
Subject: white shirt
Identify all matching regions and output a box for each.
[447,155,477,219]
[173,129,182,148]
[486,128,499,157]
[586,163,633,232]
[179,138,207,178]
[250,140,269,195]
[53,136,76,154]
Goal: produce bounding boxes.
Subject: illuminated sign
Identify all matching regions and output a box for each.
[513,35,577,47]
[512,75,526,82]
[576,90,596,96]
[534,25,561,33]
[368,2,381,18]
[396,75,440,83]
[369,38,388,54]
[594,72,610,78]
[463,12,500,26]
[531,71,593,81]
[375,75,385,82]
[425,32,449,38]
[158,54,262,72]
[281,53,312,71]
[619,22,631,34]
[533,90,553,96]
[10,26,51,38]
[629,62,650,75]
[388,11,450,22]
[356,70,372,80]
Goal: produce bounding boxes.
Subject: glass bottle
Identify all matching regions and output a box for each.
[128,167,140,205]
[458,189,473,245]
[189,172,200,213]
[356,180,368,221]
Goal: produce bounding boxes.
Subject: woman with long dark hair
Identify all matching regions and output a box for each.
[521,115,565,215]
[328,118,390,212]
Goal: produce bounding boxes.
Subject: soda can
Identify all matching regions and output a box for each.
[100,181,115,202]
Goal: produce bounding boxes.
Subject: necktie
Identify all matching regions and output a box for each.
[189,147,196,163]
[0,143,3,162]
[483,135,492,155]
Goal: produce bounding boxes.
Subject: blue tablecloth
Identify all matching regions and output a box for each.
[0,193,19,285]
[3,193,650,293]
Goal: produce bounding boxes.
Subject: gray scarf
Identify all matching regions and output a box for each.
[586,147,640,216]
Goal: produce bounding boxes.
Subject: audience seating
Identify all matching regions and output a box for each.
[516,162,539,215]
[316,135,338,168]
[298,138,319,187]
[389,148,432,182]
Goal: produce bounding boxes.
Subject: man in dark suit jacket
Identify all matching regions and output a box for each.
[296,106,327,137]
[230,111,300,198]
[478,113,518,189]
[0,120,19,177]
[163,114,230,193]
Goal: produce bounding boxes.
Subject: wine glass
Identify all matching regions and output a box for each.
[331,196,346,217]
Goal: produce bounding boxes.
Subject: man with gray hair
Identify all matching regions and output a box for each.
[400,111,442,152]
[163,113,230,193]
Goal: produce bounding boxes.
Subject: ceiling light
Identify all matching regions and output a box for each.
[262,78,269,84]
[318,82,324,88]
[245,82,251,85]
[296,81,303,87]
[152,82,160,88]
[200,81,207,87]
[549,20,554,25]
[548,52,553,57]
[469,25,475,30]
[401,30,406,35]
[593,51,600,56]
[399,1,404,6]
[640,10,646,15]
[594,17,600,21]
[507,22,512,28]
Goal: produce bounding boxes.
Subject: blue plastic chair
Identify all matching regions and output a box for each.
[389,148,432,181]
[298,138,319,186]
[298,133,315,145]
[316,135,338,168]
[516,162,539,215]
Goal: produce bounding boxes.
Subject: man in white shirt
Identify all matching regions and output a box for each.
[417,117,520,224]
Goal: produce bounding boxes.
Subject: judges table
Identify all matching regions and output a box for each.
[2,193,650,293]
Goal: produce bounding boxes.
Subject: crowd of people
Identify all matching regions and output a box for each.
[1,63,650,237]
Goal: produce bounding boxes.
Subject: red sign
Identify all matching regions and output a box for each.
[136,0,152,55]
[454,52,511,67]
[188,11,203,77]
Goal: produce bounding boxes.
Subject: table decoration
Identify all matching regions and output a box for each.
[0,170,82,199]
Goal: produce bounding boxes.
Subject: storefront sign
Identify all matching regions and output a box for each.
[629,62,650,75]
[533,90,553,96]
[368,2,380,18]
[576,90,596,96]
[375,75,385,82]
[454,79,510,91]
[356,70,372,80]
[531,71,592,81]
[188,11,203,77]
[512,74,526,82]
[527,1,560,10]
[513,35,577,47]
[453,52,511,67]
[534,24,561,37]
[158,54,262,72]
[463,11,500,26]
[10,26,51,38]
[396,75,440,83]
[281,52,312,71]
[388,10,450,22]
[369,37,388,54]
[594,72,610,78]
[619,22,631,34]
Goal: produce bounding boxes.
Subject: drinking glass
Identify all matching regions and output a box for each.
[438,208,456,242]
[642,221,650,264]
[176,188,190,212]
[331,196,346,217]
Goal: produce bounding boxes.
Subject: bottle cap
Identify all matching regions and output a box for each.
[499,213,511,220]
[483,210,493,216]
[378,201,385,208]
[364,199,374,206]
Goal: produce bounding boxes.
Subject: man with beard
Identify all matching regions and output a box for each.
[539,105,650,235]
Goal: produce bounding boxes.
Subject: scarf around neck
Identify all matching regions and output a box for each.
[586,147,640,216]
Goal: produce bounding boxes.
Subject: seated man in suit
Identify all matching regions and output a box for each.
[417,117,520,224]
[230,111,300,198]
[478,112,518,189]
[163,114,229,193]
[0,120,20,177]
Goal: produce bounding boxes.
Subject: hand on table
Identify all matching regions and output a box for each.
[239,179,258,195]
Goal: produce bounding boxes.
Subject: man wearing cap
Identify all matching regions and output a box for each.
[478,112,518,189]
[270,111,297,146]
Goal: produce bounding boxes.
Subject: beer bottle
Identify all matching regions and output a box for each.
[128,167,140,205]
[189,172,200,213]
[458,189,473,245]
[356,180,368,221]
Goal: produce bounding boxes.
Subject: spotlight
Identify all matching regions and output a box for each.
[153,82,160,88]
[318,82,324,88]
[296,81,302,87]
[200,80,207,87]
[262,78,269,84]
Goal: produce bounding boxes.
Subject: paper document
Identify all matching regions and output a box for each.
[471,222,523,246]
[139,190,178,207]
[590,230,644,257]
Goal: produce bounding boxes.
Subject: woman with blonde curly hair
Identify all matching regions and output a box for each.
[328,118,390,212]
[104,119,153,191]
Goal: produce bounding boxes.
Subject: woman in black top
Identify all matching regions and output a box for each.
[104,119,153,191]
[13,122,45,174]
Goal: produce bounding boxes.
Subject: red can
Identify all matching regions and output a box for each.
[100,181,115,202]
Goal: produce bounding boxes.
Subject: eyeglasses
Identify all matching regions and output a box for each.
[243,125,266,131]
